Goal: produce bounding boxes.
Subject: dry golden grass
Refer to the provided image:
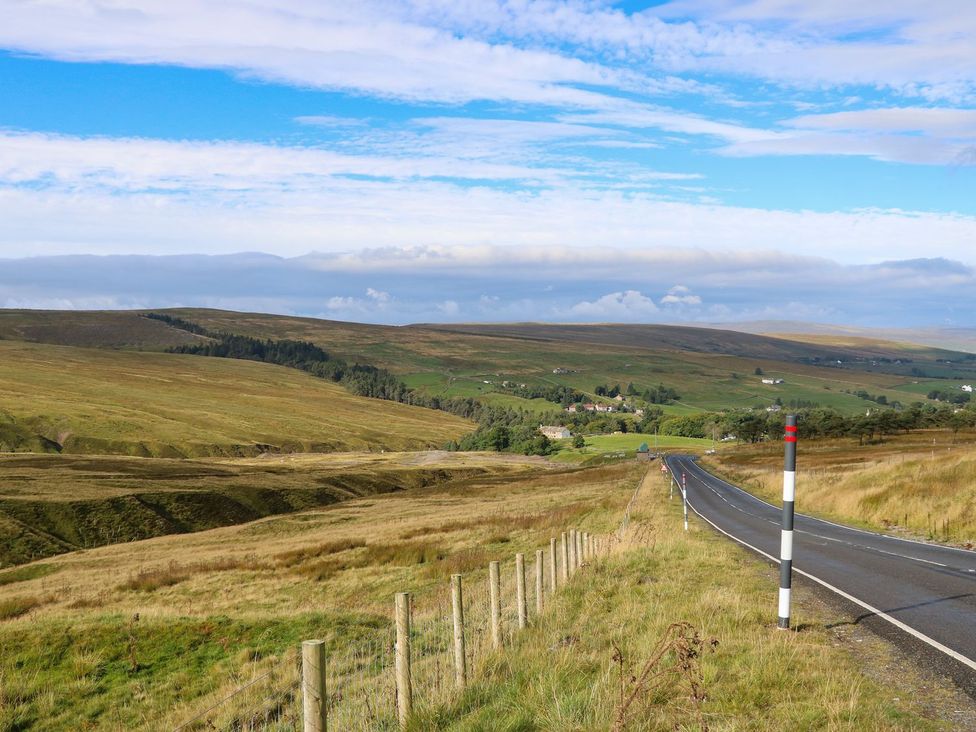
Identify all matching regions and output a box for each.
[706,429,976,544]
[0,339,474,457]
[0,457,632,730]
[0,460,953,730]
[413,470,946,730]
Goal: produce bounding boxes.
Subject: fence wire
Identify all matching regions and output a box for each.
[171,475,642,731]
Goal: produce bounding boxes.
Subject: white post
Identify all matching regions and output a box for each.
[779,415,798,630]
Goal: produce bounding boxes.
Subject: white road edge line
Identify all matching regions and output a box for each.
[687,458,976,557]
[665,457,976,673]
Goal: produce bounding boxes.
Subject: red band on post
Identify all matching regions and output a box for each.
[784,436,797,443]
[784,425,797,433]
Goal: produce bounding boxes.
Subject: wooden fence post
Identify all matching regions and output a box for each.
[549,537,558,591]
[516,553,527,630]
[582,531,589,562]
[577,530,584,568]
[568,529,577,575]
[395,592,412,728]
[451,574,466,688]
[489,560,502,649]
[301,639,327,732]
[560,532,569,582]
[535,549,544,615]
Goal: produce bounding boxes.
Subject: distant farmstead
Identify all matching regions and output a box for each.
[963,385,974,393]
[761,378,785,385]
[539,425,572,439]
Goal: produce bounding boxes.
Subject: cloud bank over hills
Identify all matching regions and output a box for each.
[3,250,971,328]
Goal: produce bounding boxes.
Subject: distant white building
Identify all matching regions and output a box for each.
[539,425,571,439]
[963,385,973,393]
[761,378,785,385]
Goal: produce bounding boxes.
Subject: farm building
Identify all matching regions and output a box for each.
[761,378,785,385]
[539,425,572,439]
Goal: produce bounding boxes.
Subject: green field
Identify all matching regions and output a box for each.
[0,340,473,457]
[3,309,975,421]
[549,431,714,463]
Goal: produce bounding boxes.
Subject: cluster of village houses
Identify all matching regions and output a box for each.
[563,396,644,417]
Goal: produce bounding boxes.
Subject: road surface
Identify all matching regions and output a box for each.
[665,454,976,695]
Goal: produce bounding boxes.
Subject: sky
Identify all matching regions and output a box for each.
[1,0,975,326]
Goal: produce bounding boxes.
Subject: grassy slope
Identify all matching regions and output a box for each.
[161,309,974,416]
[4,309,974,417]
[0,452,540,566]
[0,463,944,730]
[0,340,473,457]
[704,430,976,545]
[418,471,942,730]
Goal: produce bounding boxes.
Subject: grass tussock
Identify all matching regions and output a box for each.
[294,541,449,582]
[275,538,368,566]
[0,595,46,621]
[118,556,267,592]
[0,563,59,587]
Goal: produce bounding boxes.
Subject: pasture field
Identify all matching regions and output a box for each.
[0,461,948,730]
[550,432,715,464]
[0,340,473,457]
[704,429,976,545]
[5,309,972,417]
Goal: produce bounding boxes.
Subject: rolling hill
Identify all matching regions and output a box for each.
[3,308,976,419]
[0,339,473,457]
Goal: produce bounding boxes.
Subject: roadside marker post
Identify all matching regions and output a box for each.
[778,415,798,630]
[682,472,689,532]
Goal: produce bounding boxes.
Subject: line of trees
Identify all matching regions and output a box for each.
[149,314,557,454]
[642,403,976,445]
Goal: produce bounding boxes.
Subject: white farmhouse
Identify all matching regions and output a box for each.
[963,385,973,393]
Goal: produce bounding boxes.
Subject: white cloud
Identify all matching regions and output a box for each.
[438,300,460,316]
[569,290,659,319]
[366,287,391,303]
[661,284,703,305]
[716,106,976,165]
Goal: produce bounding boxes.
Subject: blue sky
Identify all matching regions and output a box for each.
[1,1,975,325]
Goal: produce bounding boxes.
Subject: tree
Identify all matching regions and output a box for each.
[573,434,585,448]
[754,367,764,376]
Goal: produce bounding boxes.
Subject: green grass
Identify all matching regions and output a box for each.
[0,462,951,730]
[550,432,714,463]
[5,309,975,419]
[413,472,943,730]
[0,340,472,458]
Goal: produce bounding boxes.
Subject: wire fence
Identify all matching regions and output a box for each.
[172,472,648,731]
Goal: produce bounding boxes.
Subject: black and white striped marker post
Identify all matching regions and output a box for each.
[682,472,689,531]
[778,415,798,630]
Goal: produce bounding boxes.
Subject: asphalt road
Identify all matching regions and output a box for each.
[664,454,976,694]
